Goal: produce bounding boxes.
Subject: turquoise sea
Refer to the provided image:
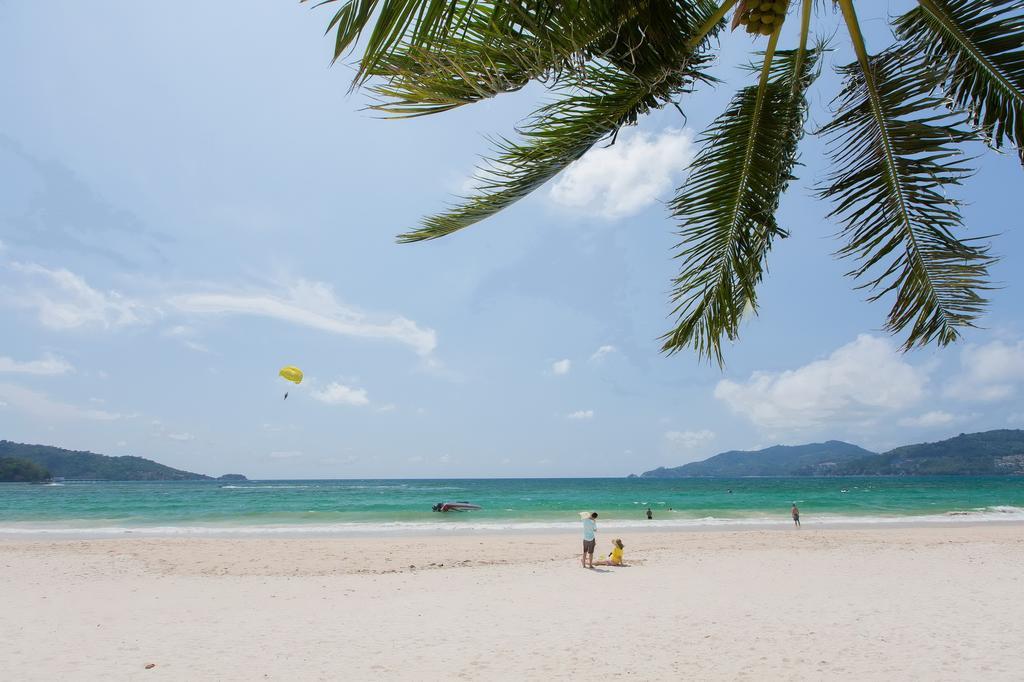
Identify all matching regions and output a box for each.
[0,477,1022,536]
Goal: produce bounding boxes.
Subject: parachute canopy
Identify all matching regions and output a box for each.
[278,366,303,384]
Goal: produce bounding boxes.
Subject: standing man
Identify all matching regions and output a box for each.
[646,508,653,520]
[791,503,801,528]
[582,512,598,568]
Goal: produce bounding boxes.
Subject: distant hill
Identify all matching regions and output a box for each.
[0,456,52,483]
[834,430,1024,475]
[641,441,876,478]
[0,441,211,481]
[638,430,1024,477]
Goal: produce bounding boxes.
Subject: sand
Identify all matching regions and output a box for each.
[1,524,1022,680]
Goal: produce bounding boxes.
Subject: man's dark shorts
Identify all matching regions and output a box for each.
[583,539,596,553]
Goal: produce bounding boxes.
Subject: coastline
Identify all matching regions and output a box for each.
[1,508,1023,539]
[3,525,1023,679]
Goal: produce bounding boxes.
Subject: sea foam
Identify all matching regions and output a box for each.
[2,506,1022,538]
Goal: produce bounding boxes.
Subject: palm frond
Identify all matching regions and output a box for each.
[366,35,552,118]
[306,0,469,79]
[365,2,655,117]
[662,40,824,364]
[398,1,725,242]
[817,48,993,349]
[398,62,711,242]
[310,0,673,91]
[895,0,1024,163]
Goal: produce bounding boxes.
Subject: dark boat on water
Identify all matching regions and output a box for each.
[432,501,482,512]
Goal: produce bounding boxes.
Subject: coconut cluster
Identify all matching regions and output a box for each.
[738,1,789,36]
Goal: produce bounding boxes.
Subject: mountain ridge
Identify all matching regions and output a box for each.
[638,429,1024,478]
[0,440,215,481]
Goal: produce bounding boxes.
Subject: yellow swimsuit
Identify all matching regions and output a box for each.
[609,546,623,565]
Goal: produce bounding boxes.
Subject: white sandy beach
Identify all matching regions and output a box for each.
[2,524,1023,680]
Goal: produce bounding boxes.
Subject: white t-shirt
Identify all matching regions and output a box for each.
[582,518,596,541]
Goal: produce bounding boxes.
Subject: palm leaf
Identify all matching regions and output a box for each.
[895,0,1024,163]
[306,0,468,79]
[397,1,725,242]
[398,63,710,242]
[817,48,993,350]
[365,2,655,117]
[311,0,659,89]
[662,41,824,364]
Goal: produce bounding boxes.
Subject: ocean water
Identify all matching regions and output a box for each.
[0,477,1022,537]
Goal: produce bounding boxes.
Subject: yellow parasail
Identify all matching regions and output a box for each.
[278,366,303,384]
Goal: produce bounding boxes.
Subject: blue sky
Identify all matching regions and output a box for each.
[1,1,1022,478]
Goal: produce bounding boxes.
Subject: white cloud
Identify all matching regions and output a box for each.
[589,345,616,362]
[407,455,424,463]
[311,381,370,406]
[6,265,436,357]
[438,454,451,464]
[567,409,594,420]
[715,335,928,431]
[166,432,195,441]
[552,358,571,375]
[8,263,152,329]
[0,353,73,376]
[944,339,1024,402]
[269,450,303,459]
[549,128,695,219]
[898,411,957,428]
[170,279,436,356]
[163,325,208,353]
[664,429,715,449]
[0,382,120,421]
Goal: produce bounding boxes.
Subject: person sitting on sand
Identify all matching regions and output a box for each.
[593,539,625,566]
[791,503,801,528]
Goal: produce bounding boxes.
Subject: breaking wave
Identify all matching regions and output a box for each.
[1,506,1022,538]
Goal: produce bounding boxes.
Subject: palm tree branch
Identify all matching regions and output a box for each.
[725,28,784,270]
[688,0,740,51]
[398,61,713,242]
[397,1,727,242]
[821,0,993,349]
[310,1,718,91]
[838,1,918,269]
[791,0,813,96]
[895,0,1024,160]
[362,2,662,116]
[663,29,824,364]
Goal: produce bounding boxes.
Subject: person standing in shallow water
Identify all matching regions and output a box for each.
[582,512,597,568]
[791,503,801,528]
[646,508,653,520]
